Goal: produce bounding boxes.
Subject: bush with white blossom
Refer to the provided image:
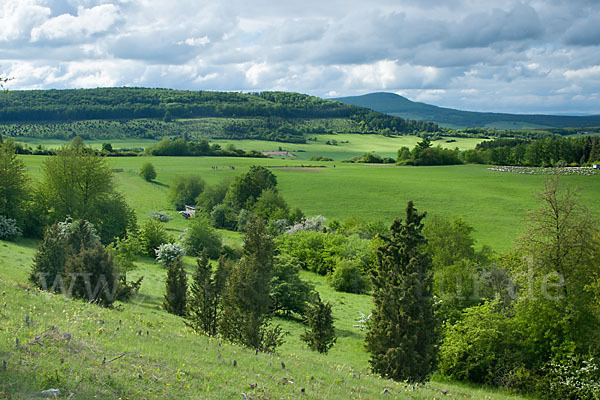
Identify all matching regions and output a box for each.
[0,215,22,241]
[155,242,185,267]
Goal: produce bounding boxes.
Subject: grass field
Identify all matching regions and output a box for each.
[14,134,484,162]
[20,154,600,252]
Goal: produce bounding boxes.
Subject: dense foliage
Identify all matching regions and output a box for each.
[0,88,440,143]
[162,256,188,317]
[0,137,29,222]
[182,216,222,258]
[169,175,205,211]
[466,135,600,166]
[437,179,600,398]
[139,162,157,181]
[146,137,266,157]
[40,138,136,243]
[397,137,463,166]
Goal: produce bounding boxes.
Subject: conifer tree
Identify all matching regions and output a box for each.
[163,256,188,316]
[365,201,437,382]
[186,252,231,336]
[219,217,284,351]
[301,293,336,354]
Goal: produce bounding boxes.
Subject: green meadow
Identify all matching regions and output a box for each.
[20,153,600,252]
[14,134,483,161]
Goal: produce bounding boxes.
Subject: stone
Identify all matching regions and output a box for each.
[41,388,61,397]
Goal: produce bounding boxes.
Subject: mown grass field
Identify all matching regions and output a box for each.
[0,238,532,400]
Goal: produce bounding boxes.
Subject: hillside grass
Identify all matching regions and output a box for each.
[0,239,532,400]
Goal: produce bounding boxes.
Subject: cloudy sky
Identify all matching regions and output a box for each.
[1,0,599,115]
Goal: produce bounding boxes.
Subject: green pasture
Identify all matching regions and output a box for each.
[14,134,483,162]
[21,155,600,252]
[0,239,531,399]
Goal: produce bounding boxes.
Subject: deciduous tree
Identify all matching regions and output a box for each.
[0,137,29,221]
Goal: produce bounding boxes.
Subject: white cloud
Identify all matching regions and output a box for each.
[0,0,599,114]
[564,66,600,81]
[30,4,121,43]
[184,37,210,47]
[0,0,50,41]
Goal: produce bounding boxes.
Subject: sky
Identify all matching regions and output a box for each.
[1,0,599,115]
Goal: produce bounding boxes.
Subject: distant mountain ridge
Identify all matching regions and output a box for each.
[334,92,600,129]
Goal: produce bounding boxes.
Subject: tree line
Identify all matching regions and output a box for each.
[393,136,600,166]
[0,88,439,136]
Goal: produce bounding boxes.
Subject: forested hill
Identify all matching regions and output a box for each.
[335,92,600,129]
[0,88,438,142]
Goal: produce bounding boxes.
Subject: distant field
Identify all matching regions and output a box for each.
[21,155,600,252]
[14,134,484,161]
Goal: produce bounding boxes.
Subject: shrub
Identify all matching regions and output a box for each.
[63,245,117,305]
[438,300,522,384]
[271,256,314,317]
[219,217,284,352]
[139,162,157,181]
[182,217,222,258]
[301,293,337,354]
[107,231,141,273]
[276,230,345,275]
[140,219,171,256]
[195,179,230,215]
[186,253,232,336]
[251,188,289,221]
[210,203,238,230]
[30,223,68,291]
[169,175,205,211]
[30,218,121,306]
[541,355,600,400]
[155,242,185,268]
[0,215,22,240]
[150,211,172,223]
[285,215,327,233]
[327,259,371,294]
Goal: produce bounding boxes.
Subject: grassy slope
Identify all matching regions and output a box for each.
[0,239,531,400]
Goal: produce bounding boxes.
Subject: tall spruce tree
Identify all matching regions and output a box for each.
[365,201,437,382]
[219,217,284,352]
[186,252,231,336]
